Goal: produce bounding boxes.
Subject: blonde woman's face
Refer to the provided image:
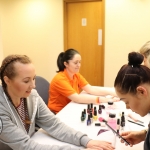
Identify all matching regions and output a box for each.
[143,57,150,69]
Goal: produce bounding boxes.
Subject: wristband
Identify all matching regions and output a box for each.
[96,97,100,104]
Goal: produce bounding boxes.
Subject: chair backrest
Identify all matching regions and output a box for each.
[35,76,50,105]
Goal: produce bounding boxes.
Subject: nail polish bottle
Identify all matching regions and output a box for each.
[90,103,93,113]
[112,133,117,148]
[90,112,93,123]
[94,106,97,114]
[93,109,98,121]
[87,114,91,126]
[117,118,120,133]
[107,113,117,130]
[98,105,102,114]
[81,111,85,122]
[83,109,86,118]
[87,104,90,114]
[121,112,125,130]
[101,105,105,109]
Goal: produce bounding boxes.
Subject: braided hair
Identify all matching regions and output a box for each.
[0,55,32,128]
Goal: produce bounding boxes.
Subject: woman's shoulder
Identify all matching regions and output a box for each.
[52,71,68,82]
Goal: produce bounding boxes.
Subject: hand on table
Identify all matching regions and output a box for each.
[86,140,115,150]
[120,130,146,147]
[109,96,120,102]
[102,96,120,103]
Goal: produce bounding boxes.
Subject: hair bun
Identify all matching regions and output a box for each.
[128,52,144,66]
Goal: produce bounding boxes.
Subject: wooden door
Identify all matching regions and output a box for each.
[64,0,104,86]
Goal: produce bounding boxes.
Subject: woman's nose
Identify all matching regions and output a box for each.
[31,80,36,89]
[78,63,81,67]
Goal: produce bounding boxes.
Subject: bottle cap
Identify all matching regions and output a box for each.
[94,110,97,116]
[95,123,101,126]
[109,113,116,118]
[108,101,113,105]
[91,103,93,108]
[90,112,93,118]
[117,118,120,124]
[101,105,105,109]
[81,111,84,117]
[99,105,102,110]
[87,104,90,109]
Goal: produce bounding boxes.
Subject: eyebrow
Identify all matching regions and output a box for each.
[23,75,36,80]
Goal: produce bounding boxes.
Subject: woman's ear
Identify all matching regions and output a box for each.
[136,86,147,96]
[3,76,10,85]
[64,61,67,68]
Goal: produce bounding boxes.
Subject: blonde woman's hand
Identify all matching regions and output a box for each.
[86,140,115,150]
[105,95,120,102]
[111,96,120,102]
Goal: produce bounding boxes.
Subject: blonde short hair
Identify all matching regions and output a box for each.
[139,41,150,58]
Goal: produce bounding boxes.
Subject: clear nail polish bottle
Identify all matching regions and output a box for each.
[107,113,117,130]
[106,101,114,114]
[108,101,114,109]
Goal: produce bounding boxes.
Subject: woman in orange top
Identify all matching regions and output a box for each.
[48,49,118,114]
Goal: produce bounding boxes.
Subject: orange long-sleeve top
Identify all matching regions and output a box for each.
[48,69,88,114]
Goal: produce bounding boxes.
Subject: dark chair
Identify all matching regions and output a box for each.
[35,76,50,105]
[34,76,50,131]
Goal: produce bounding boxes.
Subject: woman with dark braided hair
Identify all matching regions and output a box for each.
[114,52,150,150]
[48,49,119,114]
[0,54,115,150]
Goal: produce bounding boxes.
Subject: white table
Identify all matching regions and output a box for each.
[31,101,150,149]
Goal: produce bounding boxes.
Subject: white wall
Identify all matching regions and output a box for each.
[0,0,63,82]
[104,0,150,86]
[1,0,150,86]
[0,6,4,63]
